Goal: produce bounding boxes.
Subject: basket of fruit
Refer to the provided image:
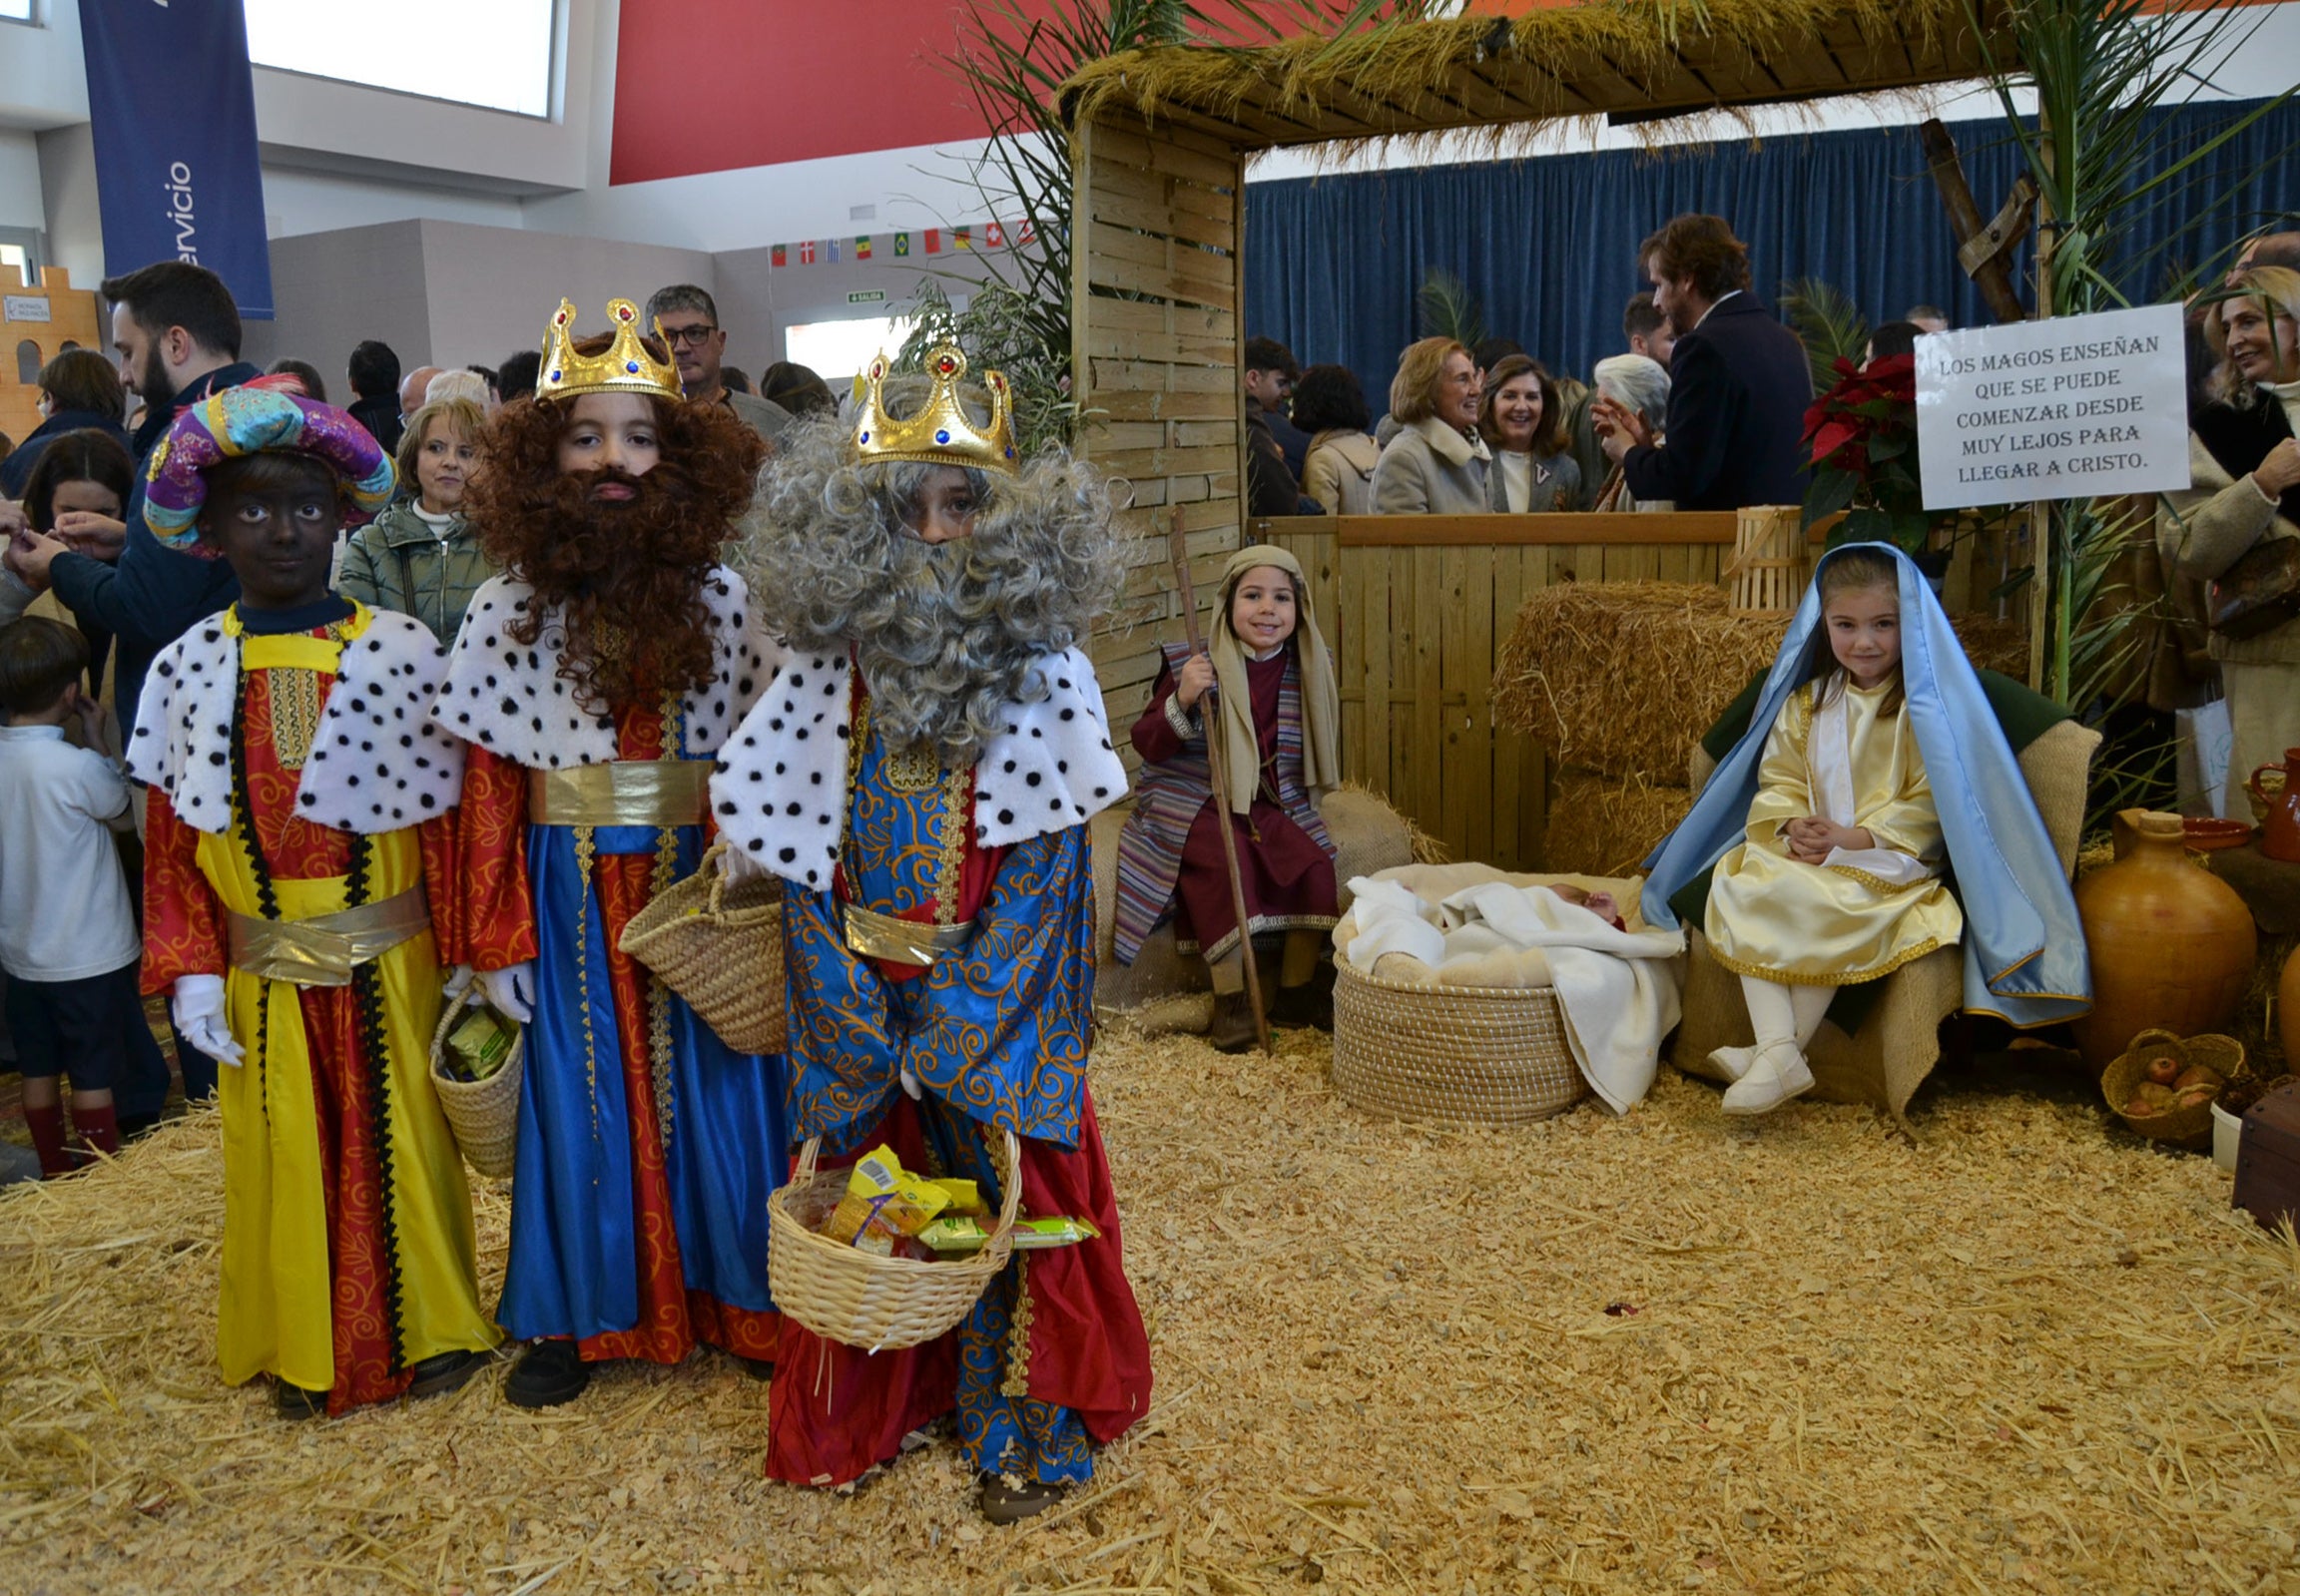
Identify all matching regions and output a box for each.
[2101,1028,2242,1151]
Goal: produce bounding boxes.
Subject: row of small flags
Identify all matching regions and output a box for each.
[770,222,1035,268]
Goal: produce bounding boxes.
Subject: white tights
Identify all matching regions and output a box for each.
[1740,975,1833,1052]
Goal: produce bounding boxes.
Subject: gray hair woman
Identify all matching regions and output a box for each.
[1370,337,1493,515]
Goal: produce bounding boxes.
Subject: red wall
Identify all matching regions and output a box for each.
[610,0,1020,185]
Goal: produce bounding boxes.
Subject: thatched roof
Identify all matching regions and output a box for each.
[1058,0,2014,150]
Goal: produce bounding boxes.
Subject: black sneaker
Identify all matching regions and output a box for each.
[275,1380,327,1420]
[739,1356,775,1381]
[504,1340,591,1408]
[405,1348,489,1400]
[980,1472,1064,1524]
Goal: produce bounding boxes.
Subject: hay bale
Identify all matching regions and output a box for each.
[1492,582,1788,782]
[1543,767,1693,877]
[1950,613,2030,677]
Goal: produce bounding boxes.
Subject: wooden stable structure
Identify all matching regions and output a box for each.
[1060,0,2017,862]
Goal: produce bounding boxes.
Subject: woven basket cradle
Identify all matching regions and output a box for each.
[768,1129,1021,1351]
[427,986,525,1180]
[616,842,787,1054]
[1331,959,1588,1124]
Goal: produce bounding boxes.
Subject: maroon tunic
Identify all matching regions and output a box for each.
[1125,650,1338,962]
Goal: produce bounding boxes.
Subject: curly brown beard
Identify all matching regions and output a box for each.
[464,388,766,714]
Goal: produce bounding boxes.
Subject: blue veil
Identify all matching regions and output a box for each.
[1639,543,2090,1028]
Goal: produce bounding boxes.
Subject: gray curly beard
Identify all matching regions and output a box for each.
[735,411,1125,767]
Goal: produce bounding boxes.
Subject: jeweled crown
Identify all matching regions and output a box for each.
[854,344,1018,475]
[536,297,684,404]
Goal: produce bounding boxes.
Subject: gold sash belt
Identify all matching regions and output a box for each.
[843,902,975,968]
[227,887,430,987]
[529,761,710,827]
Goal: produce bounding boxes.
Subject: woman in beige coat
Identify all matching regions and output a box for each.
[1294,363,1383,515]
[1371,338,1499,515]
[2159,265,2300,811]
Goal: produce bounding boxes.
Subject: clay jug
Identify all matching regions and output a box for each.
[2071,809,2257,1073]
[2249,748,2300,862]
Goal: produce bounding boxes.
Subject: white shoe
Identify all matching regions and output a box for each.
[1720,1043,1814,1116]
[1706,1044,1759,1084]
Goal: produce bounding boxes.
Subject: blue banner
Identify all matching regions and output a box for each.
[79,0,274,318]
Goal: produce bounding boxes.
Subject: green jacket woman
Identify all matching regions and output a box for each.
[337,396,497,644]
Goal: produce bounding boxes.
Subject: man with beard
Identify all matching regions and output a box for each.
[430,298,788,1409]
[713,345,1152,1522]
[5,262,259,755]
[1593,214,1811,511]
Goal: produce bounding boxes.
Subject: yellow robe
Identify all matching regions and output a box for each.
[179,628,498,1400]
[1704,678,1964,986]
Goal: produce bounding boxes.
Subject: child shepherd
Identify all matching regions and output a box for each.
[129,386,500,1415]
[1115,546,1343,1051]
[1642,542,2090,1115]
[0,616,169,1173]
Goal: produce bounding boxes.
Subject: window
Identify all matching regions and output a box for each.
[784,316,915,389]
[243,0,556,118]
[0,1,31,23]
[0,242,28,287]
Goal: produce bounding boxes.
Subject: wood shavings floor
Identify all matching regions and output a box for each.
[4,1027,2296,1596]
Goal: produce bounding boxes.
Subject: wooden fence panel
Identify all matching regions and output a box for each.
[1249,515,1747,870]
[1072,116,1249,766]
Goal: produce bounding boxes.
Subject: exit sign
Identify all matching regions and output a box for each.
[847,290,885,304]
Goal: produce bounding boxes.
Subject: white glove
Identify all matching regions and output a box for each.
[171,974,246,1066]
[720,842,767,881]
[476,962,535,1025]
[899,1061,923,1101]
[442,964,476,1001]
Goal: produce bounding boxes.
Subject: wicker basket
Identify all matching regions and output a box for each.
[768,1129,1022,1351]
[617,842,786,1054]
[428,986,524,1180]
[2102,1028,2244,1152]
[1331,959,1588,1124]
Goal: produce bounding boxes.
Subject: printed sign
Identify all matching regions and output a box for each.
[2,294,50,322]
[1914,302,2189,510]
[847,289,885,304]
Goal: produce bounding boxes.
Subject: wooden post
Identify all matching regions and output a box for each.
[2027,109,2056,694]
[1920,119,2034,327]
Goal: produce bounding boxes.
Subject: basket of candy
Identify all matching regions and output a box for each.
[769,1131,1032,1350]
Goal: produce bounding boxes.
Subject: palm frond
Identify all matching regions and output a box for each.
[1416,268,1485,349]
[1777,277,1870,392]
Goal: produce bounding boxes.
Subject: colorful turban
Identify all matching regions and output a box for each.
[143,381,397,552]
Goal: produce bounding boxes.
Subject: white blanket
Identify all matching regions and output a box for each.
[1341,872,1685,1115]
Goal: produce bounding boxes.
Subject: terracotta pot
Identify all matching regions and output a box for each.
[2281,943,2300,1069]
[2250,748,2300,863]
[2071,809,2257,1073]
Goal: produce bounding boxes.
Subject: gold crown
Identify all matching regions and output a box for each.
[536,297,683,404]
[854,344,1018,475]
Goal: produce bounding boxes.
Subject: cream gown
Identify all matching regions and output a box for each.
[1704,675,1964,985]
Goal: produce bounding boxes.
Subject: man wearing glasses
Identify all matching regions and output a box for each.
[643,284,793,442]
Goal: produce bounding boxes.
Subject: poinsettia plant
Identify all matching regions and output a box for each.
[1800,352,1936,553]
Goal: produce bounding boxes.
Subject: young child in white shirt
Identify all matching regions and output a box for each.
[0,615,150,1175]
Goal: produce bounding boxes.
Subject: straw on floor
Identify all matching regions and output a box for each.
[4,1030,2297,1594]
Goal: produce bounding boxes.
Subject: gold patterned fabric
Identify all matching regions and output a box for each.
[1704,680,1964,986]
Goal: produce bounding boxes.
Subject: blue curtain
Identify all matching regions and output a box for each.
[1243,98,2300,393]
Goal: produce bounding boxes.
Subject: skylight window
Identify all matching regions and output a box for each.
[243,0,556,119]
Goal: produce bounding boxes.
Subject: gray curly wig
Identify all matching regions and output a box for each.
[735,383,1126,766]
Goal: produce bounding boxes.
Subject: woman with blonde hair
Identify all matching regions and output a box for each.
[337,396,496,642]
[2160,265,2300,810]
[1476,353,1582,512]
[1370,337,1495,514]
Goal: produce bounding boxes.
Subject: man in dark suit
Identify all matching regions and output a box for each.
[1594,214,1812,511]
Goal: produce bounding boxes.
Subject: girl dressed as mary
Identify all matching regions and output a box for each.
[1115,546,1344,1052]
[1642,542,2089,1116]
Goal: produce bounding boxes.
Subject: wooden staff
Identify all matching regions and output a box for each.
[1167,516,1272,1056]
